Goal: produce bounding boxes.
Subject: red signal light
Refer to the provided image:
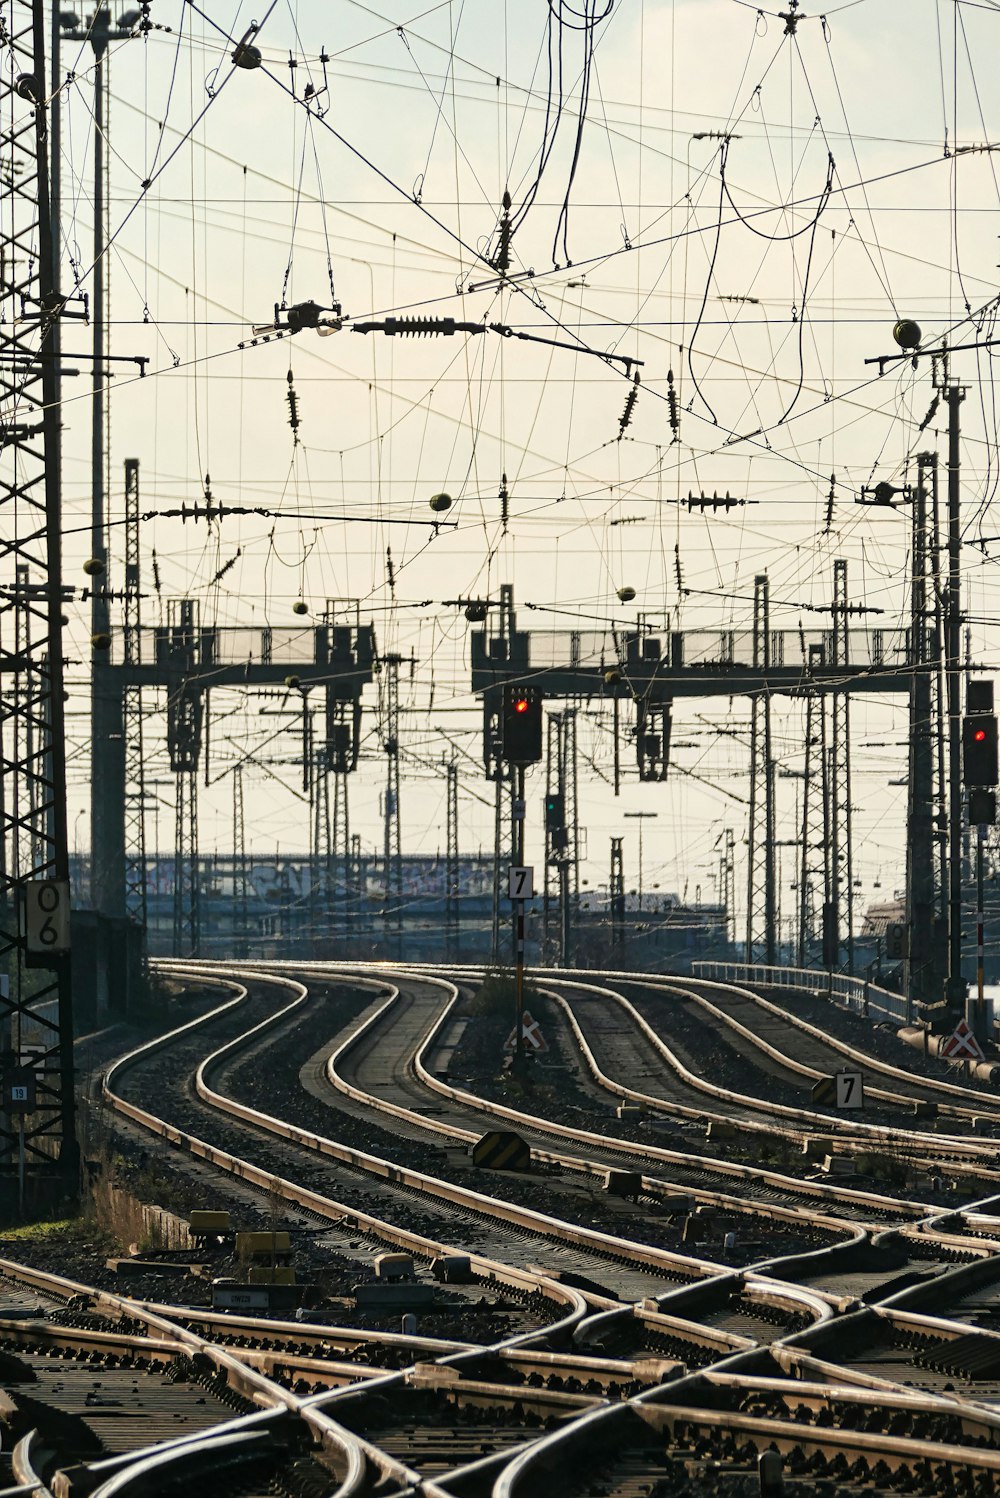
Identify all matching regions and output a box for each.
[501,685,543,762]
[976,728,987,742]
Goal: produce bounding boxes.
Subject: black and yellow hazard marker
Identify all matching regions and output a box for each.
[811,1076,836,1105]
[471,1130,531,1171]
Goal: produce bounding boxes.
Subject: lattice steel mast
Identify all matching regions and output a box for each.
[311,736,330,947]
[121,458,146,928]
[0,1,78,1185]
[906,452,946,1010]
[379,652,404,958]
[233,763,248,956]
[167,601,201,956]
[445,758,459,959]
[745,575,776,962]
[830,558,854,972]
[797,663,829,968]
[543,708,579,965]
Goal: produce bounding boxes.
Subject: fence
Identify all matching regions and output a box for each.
[691,961,909,1026]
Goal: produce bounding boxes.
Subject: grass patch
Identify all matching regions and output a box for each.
[0,1217,80,1241]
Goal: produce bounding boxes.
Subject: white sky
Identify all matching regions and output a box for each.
[44,0,1000,931]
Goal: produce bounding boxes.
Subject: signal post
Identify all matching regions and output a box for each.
[963,681,998,1042]
[500,687,543,1077]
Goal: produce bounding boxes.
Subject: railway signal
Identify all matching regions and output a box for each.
[501,686,543,764]
[963,716,998,788]
[544,792,564,829]
[963,680,998,789]
[964,681,997,1040]
[885,922,905,960]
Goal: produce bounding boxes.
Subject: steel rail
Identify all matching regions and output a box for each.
[10,1430,52,1498]
[96,974,573,1498]
[146,1303,682,1391]
[493,1337,1000,1497]
[145,961,1000,1495]
[180,959,991,1311]
[685,969,1000,1099]
[0,1311,388,1389]
[398,970,930,1220]
[650,972,1000,1119]
[145,1306,470,1358]
[379,959,1000,1169]
[319,968,869,1251]
[155,963,851,1368]
[105,967,593,1339]
[550,962,1000,1103]
[324,964,1000,1318]
[0,1255,373,1498]
[544,974,1000,1163]
[323,966,912,1232]
[207,960,1000,1289]
[0,1256,482,1498]
[179,964,736,1291]
[206,962,873,1335]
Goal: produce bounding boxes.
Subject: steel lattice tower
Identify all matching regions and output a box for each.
[722,828,736,947]
[445,759,459,960]
[906,453,945,1008]
[311,741,330,944]
[232,763,249,956]
[121,458,146,928]
[830,558,854,972]
[310,734,349,949]
[172,770,199,956]
[745,575,776,962]
[166,601,202,956]
[491,768,514,964]
[380,653,403,958]
[543,709,579,965]
[0,1,78,1184]
[797,665,829,968]
[332,768,350,936]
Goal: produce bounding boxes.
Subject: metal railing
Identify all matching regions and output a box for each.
[691,962,909,1025]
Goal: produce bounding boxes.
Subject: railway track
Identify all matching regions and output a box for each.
[172,964,1000,1330]
[134,986,724,1303]
[637,972,1000,1124]
[42,957,1000,1493]
[539,974,1000,1172]
[315,972,928,1228]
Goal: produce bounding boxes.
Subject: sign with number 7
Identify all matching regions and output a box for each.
[835,1070,864,1109]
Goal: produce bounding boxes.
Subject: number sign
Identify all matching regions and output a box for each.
[3,1069,35,1114]
[508,866,534,901]
[24,880,70,956]
[836,1070,864,1110]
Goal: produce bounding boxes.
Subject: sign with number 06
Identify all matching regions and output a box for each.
[23,879,71,956]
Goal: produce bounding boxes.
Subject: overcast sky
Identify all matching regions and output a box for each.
[45,0,1000,929]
